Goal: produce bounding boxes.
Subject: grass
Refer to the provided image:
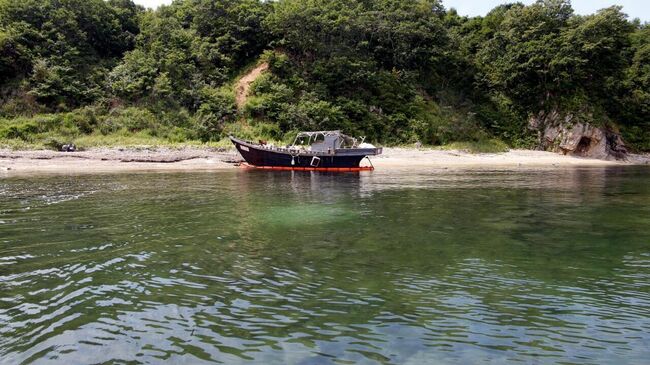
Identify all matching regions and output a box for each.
[74,132,185,148]
[441,139,510,154]
[0,133,237,151]
[0,138,37,150]
[0,107,510,154]
[1,133,512,154]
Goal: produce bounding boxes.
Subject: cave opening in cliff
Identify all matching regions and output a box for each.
[576,137,592,155]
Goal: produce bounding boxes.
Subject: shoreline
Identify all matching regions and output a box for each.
[1,146,648,176]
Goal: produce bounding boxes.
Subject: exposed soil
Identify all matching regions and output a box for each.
[235,62,269,109]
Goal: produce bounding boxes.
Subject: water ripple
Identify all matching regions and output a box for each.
[1,169,650,364]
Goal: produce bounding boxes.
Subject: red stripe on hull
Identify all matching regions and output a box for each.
[239,163,374,172]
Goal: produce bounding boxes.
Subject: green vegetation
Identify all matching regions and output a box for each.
[0,0,648,151]
[443,139,510,154]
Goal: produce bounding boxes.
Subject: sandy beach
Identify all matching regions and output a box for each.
[0,146,648,176]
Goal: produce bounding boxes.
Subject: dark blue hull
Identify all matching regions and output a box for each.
[230,136,378,168]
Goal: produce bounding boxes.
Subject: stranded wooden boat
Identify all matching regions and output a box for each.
[230,131,382,170]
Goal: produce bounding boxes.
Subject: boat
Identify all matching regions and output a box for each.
[230,131,382,171]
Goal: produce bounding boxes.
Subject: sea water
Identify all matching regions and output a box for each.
[1,167,649,364]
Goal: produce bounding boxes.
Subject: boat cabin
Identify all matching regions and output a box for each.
[293,131,357,152]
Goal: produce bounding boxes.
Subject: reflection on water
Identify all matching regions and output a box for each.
[1,167,650,364]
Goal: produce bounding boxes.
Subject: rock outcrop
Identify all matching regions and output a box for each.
[529,110,627,160]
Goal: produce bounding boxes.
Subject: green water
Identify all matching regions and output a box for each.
[1,167,649,364]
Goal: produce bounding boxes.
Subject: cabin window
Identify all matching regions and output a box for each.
[339,138,354,148]
[295,134,324,145]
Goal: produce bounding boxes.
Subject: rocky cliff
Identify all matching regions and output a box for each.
[530,111,628,160]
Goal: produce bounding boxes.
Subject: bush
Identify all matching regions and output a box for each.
[157,108,192,129]
[99,107,158,134]
[276,97,345,132]
[262,51,291,77]
[405,97,487,146]
[0,88,45,117]
[43,137,66,151]
[622,124,650,152]
[0,121,39,140]
[164,126,192,143]
[194,87,237,141]
[445,138,510,153]
[65,107,99,134]
[222,121,283,142]
[243,75,293,120]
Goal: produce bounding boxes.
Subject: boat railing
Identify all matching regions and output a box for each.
[235,135,380,155]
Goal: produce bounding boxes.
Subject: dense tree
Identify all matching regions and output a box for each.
[461,1,640,146]
[0,0,143,109]
[260,0,455,142]
[0,25,30,83]
[110,0,268,110]
[477,0,574,108]
[619,25,650,149]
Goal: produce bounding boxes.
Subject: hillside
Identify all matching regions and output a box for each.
[0,0,648,152]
